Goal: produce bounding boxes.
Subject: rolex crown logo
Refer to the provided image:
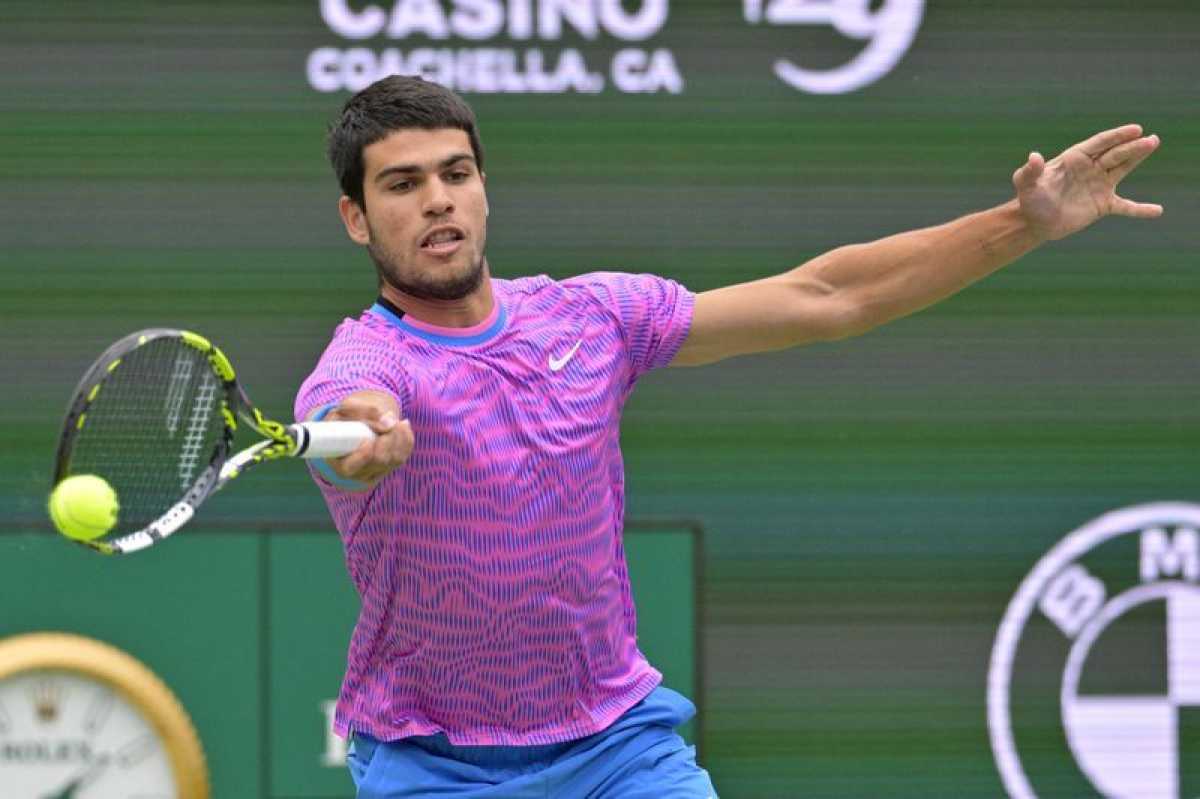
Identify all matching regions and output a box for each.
[31,679,63,723]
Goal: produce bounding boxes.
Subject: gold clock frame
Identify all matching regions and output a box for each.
[0,631,210,799]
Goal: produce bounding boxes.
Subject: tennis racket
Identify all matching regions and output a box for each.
[53,328,374,555]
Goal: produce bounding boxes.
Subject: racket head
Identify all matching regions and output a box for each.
[53,329,239,554]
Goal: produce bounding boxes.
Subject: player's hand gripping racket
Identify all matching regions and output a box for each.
[52,329,374,554]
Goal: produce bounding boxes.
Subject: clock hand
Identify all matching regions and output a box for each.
[40,754,111,799]
[40,776,82,799]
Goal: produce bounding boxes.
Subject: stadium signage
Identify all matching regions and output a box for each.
[308,0,924,95]
[308,0,683,94]
[744,0,924,94]
[989,503,1200,798]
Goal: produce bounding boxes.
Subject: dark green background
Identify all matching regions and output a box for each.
[2,1,1197,796]
[0,524,697,797]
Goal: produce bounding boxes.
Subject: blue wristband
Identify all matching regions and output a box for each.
[311,402,339,422]
[309,402,371,491]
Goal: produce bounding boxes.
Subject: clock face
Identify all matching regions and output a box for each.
[0,669,178,798]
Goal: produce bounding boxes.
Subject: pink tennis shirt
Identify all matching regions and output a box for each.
[294,272,695,746]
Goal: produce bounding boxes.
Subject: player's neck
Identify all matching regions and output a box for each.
[380,270,495,329]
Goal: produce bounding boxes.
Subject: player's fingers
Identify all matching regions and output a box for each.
[327,397,369,420]
[1110,195,1164,219]
[1106,135,1160,182]
[334,401,390,426]
[1012,152,1044,191]
[332,421,413,482]
[328,391,402,424]
[367,411,398,435]
[1098,135,1154,169]
[330,438,379,480]
[368,420,412,470]
[383,420,415,465]
[1076,123,1143,159]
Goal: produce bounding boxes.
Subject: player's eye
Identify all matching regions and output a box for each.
[446,171,469,182]
[389,181,413,192]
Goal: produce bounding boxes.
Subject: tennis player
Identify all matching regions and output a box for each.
[295,76,1161,798]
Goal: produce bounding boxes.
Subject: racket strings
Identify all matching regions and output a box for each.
[66,338,227,537]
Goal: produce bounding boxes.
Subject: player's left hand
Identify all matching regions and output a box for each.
[1012,123,1162,242]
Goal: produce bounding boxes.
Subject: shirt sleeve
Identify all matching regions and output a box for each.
[568,272,695,380]
[294,320,412,499]
[294,320,411,424]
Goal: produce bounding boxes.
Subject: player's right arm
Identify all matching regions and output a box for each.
[313,390,414,489]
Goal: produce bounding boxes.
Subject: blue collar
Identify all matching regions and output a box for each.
[369,298,507,348]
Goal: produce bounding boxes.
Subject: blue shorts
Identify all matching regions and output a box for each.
[347,685,718,798]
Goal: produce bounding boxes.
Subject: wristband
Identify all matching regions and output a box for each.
[309,402,372,491]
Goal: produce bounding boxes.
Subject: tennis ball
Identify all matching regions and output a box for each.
[48,475,119,541]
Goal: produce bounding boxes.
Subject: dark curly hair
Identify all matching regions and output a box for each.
[327,76,484,209]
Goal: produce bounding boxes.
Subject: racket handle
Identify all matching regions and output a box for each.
[291,421,376,459]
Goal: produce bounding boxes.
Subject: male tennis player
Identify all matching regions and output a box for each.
[295,76,1161,798]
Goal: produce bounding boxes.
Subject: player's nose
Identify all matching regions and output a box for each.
[422,178,455,217]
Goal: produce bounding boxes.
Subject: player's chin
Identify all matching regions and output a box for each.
[424,247,479,276]
[413,258,484,300]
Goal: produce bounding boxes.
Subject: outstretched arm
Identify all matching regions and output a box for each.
[672,124,1162,367]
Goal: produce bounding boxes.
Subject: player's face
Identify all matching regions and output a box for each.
[346,128,488,302]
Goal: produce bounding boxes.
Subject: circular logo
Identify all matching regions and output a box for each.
[989,503,1200,798]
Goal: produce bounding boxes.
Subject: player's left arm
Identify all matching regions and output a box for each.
[671,124,1162,368]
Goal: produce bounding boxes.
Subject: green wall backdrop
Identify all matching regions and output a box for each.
[2,1,1197,796]
[0,524,699,796]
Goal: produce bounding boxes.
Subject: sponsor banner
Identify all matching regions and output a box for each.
[308,0,925,95]
[990,503,1200,798]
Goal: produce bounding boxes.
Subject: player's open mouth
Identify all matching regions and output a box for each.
[419,226,465,256]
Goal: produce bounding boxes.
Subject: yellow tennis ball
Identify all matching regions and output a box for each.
[48,475,119,541]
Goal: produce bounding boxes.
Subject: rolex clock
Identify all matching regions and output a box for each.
[0,632,209,798]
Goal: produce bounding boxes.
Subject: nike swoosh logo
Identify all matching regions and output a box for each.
[548,339,583,372]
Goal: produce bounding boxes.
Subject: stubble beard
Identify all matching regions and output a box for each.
[367,238,486,302]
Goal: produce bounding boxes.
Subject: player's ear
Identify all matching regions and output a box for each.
[338,195,371,245]
[481,173,489,218]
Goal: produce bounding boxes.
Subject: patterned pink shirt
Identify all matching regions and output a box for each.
[294,273,694,746]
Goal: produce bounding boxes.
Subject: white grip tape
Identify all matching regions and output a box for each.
[294,421,375,459]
